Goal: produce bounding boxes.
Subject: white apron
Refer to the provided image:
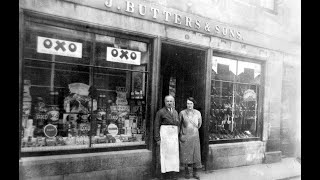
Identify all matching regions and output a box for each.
[160,125,180,173]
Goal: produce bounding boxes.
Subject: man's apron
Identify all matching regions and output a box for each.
[160,125,180,173]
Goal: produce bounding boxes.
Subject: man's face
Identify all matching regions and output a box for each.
[165,96,174,109]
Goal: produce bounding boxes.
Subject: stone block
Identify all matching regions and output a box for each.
[209,147,229,157]
[166,27,210,47]
[246,45,260,57]
[207,142,265,170]
[20,150,152,179]
[210,156,230,169]
[217,39,232,51]
[230,41,242,53]
[21,163,53,178]
[227,155,247,167]
[227,144,264,156]
[209,37,220,48]
[266,139,281,152]
[264,151,282,164]
[117,168,134,180]
[131,166,151,178]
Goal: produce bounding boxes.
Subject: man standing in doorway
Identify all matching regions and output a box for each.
[154,95,180,179]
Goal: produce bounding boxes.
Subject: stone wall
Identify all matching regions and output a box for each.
[155,0,301,46]
[19,149,152,180]
[19,0,300,55]
[207,141,265,170]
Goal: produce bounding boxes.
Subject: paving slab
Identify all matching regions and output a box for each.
[152,158,301,180]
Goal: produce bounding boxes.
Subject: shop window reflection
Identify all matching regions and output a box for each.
[209,56,261,142]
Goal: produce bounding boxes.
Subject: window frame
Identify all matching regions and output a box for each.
[20,11,152,157]
[208,51,265,144]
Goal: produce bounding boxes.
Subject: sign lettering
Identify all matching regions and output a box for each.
[37,36,83,58]
[106,47,141,65]
[102,0,243,40]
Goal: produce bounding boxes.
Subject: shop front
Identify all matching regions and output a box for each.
[19,0,300,179]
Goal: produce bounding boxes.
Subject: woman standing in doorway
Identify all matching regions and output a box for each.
[179,97,202,179]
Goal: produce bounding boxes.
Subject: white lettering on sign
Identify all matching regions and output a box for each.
[37,36,82,58]
[103,0,243,40]
[106,47,141,65]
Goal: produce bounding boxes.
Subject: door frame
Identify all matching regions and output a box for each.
[154,38,211,170]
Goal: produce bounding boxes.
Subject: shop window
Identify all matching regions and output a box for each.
[21,23,149,153]
[209,56,261,142]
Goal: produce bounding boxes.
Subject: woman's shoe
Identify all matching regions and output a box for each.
[193,168,200,180]
[185,166,190,179]
[185,173,190,179]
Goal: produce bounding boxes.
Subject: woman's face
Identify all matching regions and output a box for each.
[187,100,194,110]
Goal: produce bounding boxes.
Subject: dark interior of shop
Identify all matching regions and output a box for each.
[160,43,207,163]
[160,43,206,113]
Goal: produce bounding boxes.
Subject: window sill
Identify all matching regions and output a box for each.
[20,142,146,157]
[209,137,260,144]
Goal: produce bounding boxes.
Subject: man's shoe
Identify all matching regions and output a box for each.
[170,172,178,180]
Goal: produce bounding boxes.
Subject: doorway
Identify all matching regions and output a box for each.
[159,43,207,165]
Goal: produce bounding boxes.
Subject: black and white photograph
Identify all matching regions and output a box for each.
[19,0,301,179]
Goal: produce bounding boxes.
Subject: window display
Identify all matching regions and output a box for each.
[21,22,149,152]
[209,56,261,142]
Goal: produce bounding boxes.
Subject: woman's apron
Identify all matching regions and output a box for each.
[160,125,180,173]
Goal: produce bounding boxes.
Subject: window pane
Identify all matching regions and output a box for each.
[234,83,259,137]
[22,22,149,152]
[237,61,261,84]
[95,34,149,69]
[89,40,148,147]
[25,22,92,65]
[212,56,237,82]
[209,56,261,142]
[21,27,92,151]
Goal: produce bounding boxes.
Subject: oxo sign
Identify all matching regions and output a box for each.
[37,36,82,58]
[106,47,141,65]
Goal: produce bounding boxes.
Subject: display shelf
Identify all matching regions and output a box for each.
[20,144,147,157]
[209,137,260,144]
[21,141,146,152]
[30,84,66,89]
[21,145,90,152]
[25,65,90,75]
[24,57,150,73]
[129,98,146,100]
[211,95,233,98]
[92,141,145,148]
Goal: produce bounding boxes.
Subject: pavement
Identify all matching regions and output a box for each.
[152,157,301,180]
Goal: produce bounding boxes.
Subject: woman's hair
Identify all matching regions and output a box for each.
[187,97,197,105]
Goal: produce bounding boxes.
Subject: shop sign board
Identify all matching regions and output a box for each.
[37,36,82,58]
[106,47,141,65]
[43,124,58,138]
[65,0,244,41]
